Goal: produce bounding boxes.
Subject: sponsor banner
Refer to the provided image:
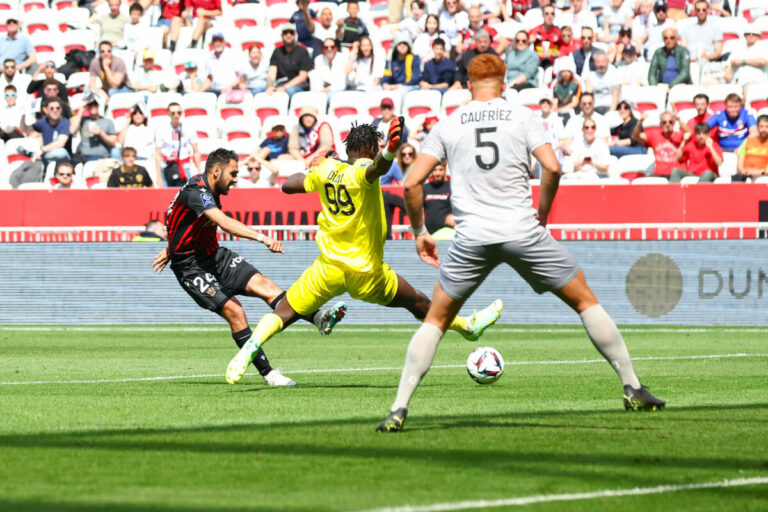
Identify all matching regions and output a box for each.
[0,240,763,325]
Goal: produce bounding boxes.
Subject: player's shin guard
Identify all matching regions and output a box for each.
[233,327,272,377]
[391,322,444,411]
[270,291,316,326]
[579,304,641,389]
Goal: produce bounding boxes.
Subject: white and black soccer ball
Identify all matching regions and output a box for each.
[466,346,504,385]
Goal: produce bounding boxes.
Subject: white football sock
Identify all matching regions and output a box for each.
[391,322,444,411]
[580,304,641,389]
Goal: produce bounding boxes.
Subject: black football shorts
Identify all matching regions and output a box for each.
[171,247,260,313]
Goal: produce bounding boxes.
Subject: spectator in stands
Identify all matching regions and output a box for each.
[423,160,456,236]
[288,105,334,167]
[558,26,577,58]
[617,44,645,86]
[239,156,278,188]
[529,4,561,69]
[0,13,36,72]
[2,85,23,142]
[345,37,384,91]
[501,0,534,22]
[725,27,768,93]
[53,161,75,189]
[94,0,130,46]
[706,94,757,153]
[203,33,239,96]
[26,62,66,105]
[571,119,610,178]
[602,0,634,42]
[180,61,206,93]
[337,0,369,50]
[315,38,347,98]
[451,29,497,89]
[20,97,72,165]
[71,94,119,163]
[671,122,722,182]
[132,50,167,96]
[291,0,321,56]
[132,220,167,241]
[419,38,455,94]
[1,58,31,107]
[585,51,620,114]
[552,59,581,119]
[395,1,426,42]
[382,32,421,98]
[438,0,469,47]
[573,27,597,78]
[239,46,268,95]
[556,0,598,41]
[681,0,723,63]
[644,1,676,59]
[313,7,337,43]
[122,3,148,53]
[505,30,539,91]
[686,93,712,131]
[413,14,450,64]
[648,28,691,86]
[474,0,504,24]
[108,146,154,188]
[415,115,438,145]
[188,0,223,50]
[632,111,687,177]
[372,97,410,142]
[537,97,567,170]
[734,115,768,182]
[565,93,609,148]
[154,102,201,186]
[458,5,498,51]
[608,27,631,65]
[267,24,313,98]
[257,122,289,161]
[34,79,73,119]
[118,102,154,162]
[156,0,184,52]
[609,100,645,157]
[89,41,133,96]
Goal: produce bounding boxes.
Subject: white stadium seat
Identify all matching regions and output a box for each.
[253,92,289,123]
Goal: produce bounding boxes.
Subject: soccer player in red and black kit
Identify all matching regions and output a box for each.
[152,148,346,386]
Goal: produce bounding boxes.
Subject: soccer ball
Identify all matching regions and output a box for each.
[466,346,504,385]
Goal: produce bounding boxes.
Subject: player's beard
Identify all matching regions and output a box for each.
[215,178,232,195]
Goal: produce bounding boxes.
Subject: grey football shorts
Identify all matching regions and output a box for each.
[437,226,581,302]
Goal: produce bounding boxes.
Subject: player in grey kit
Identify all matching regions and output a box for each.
[377,54,664,432]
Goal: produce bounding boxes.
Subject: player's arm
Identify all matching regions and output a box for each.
[365,117,404,183]
[281,172,307,194]
[405,151,441,267]
[204,208,284,253]
[533,143,561,227]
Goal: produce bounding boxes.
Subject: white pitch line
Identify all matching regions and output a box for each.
[349,476,768,512]
[1,353,766,386]
[2,326,768,334]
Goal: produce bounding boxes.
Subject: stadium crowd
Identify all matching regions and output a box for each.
[2,0,768,191]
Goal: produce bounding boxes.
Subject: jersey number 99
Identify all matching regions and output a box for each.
[324,183,356,216]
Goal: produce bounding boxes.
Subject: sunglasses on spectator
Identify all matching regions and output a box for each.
[169,110,182,115]
[618,104,630,110]
[515,38,528,43]
[583,125,596,130]
[381,105,393,110]
[56,172,73,177]
[402,151,414,157]
[661,120,675,125]
[5,93,16,98]
[323,44,336,49]
[248,166,260,171]
[45,62,55,68]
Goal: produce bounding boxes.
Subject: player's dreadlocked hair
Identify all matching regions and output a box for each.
[205,148,238,174]
[345,123,382,154]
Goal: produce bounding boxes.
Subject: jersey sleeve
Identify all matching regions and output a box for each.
[525,110,550,153]
[187,188,218,217]
[353,159,375,187]
[303,166,320,193]
[420,120,446,161]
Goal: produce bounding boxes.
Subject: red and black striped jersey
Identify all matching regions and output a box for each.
[166,174,221,260]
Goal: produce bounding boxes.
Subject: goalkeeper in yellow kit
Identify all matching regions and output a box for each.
[225,119,503,385]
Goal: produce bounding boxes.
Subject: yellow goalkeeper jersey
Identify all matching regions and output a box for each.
[303,157,386,273]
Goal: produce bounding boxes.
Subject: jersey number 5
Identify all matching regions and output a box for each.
[475,127,499,171]
[324,183,356,216]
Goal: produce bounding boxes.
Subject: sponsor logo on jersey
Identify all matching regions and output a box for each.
[201,193,215,208]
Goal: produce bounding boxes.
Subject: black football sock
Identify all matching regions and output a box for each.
[232,327,272,377]
[269,291,316,325]
[169,40,176,52]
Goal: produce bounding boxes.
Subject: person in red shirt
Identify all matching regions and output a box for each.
[632,111,688,177]
[187,0,222,49]
[157,0,185,52]
[685,93,714,133]
[557,26,580,57]
[529,4,561,68]
[671,122,723,182]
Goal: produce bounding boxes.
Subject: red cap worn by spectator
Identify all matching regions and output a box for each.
[380,97,395,109]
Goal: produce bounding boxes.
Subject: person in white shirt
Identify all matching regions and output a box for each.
[154,102,201,186]
[601,0,634,42]
[239,46,269,95]
[413,14,451,63]
[314,38,348,99]
[1,84,24,141]
[571,118,611,178]
[203,33,240,95]
[395,0,427,40]
[238,156,278,188]
[122,2,149,53]
[534,97,567,177]
[556,0,598,39]
[565,92,611,151]
[312,7,337,42]
[585,51,621,113]
[725,26,768,93]
[345,36,385,91]
[643,1,676,59]
[617,44,645,86]
[437,0,469,46]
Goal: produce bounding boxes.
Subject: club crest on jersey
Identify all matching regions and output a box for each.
[201,193,215,208]
[205,286,216,296]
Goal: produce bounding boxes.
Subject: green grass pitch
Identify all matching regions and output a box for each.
[1,325,767,512]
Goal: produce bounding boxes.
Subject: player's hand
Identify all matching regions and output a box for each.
[415,232,440,267]
[387,116,404,154]
[261,235,284,254]
[152,247,169,273]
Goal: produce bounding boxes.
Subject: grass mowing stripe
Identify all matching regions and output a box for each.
[2,326,768,333]
[350,476,768,512]
[2,353,766,386]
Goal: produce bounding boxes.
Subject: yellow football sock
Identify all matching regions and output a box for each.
[250,313,284,347]
[448,315,468,334]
